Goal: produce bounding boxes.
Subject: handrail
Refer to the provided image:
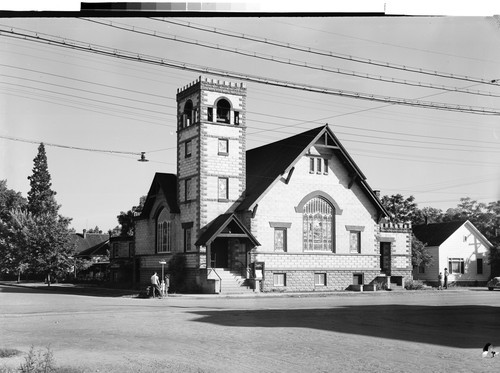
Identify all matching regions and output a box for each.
[233,259,250,278]
[208,267,222,293]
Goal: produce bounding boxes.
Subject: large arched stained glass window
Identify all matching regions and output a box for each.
[303,197,334,252]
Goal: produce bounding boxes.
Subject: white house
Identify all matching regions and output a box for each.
[412,220,493,286]
[133,76,412,293]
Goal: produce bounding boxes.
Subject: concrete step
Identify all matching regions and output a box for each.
[211,268,254,294]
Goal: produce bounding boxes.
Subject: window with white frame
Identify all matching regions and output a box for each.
[274,228,287,252]
[218,138,228,155]
[308,156,329,175]
[157,209,172,253]
[183,226,192,252]
[218,177,228,200]
[273,273,286,287]
[346,226,364,254]
[185,140,192,158]
[303,197,334,252]
[349,231,361,253]
[184,178,192,202]
[448,258,464,274]
[314,273,326,286]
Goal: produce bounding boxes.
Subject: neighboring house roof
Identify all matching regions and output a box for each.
[238,124,389,218]
[413,220,493,248]
[139,172,179,219]
[195,213,260,247]
[71,233,110,257]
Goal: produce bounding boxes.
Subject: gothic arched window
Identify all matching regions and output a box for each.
[156,208,172,253]
[303,196,335,252]
[216,99,231,123]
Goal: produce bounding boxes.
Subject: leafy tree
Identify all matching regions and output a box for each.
[411,234,433,268]
[27,143,59,216]
[86,226,102,234]
[380,194,418,224]
[0,181,27,279]
[413,206,444,225]
[0,180,27,221]
[117,196,146,236]
[19,211,74,284]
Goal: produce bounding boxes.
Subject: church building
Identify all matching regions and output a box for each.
[133,76,412,293]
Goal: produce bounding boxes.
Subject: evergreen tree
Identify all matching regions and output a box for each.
[27,143,59,216]
[24,144,75,285]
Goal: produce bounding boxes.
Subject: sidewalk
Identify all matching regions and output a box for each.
[0,280,479,299]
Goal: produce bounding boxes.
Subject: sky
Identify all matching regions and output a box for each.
[1,3,500,233]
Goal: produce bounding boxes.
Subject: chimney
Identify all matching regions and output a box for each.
[374,190,380,198]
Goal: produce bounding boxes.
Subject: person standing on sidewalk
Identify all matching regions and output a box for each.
[150,272,162,298]
[438,272,443,290]
[444,268,449,289]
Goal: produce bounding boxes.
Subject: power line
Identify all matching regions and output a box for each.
[83,18,500,98]
[152,17,500,87]
[1,25,499,116]
[0,135,144,156]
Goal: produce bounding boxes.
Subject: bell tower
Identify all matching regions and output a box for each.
[176,76,247,249]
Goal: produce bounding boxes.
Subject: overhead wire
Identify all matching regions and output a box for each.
[152,17,500,87]
[0,135,143,156]
[82,18,500,98]
[1,25,499,115]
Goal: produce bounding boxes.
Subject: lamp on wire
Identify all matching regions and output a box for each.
[138,152,149,162]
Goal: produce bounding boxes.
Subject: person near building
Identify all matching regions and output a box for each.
[444,268,449,289]
[438,272,443,290]
[150,272,162,298]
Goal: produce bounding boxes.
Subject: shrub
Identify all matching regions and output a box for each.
[167,254,187,293]
[404,279,426,290]
[0,348,21,359]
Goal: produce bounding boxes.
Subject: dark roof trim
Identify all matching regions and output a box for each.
[138,173,179,219]
[195,213,260,247]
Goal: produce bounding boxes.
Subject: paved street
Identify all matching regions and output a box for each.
[1,284,499,372]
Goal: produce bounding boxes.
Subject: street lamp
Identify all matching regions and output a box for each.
[159,260,166,280]
[159,260,167,296]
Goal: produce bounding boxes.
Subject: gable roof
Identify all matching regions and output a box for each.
[238,124,388,218]
[71,233,109,257]
[195,213,260,247]
[412,220,496,248]
[139,172,179,218]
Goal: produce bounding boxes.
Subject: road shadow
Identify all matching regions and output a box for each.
[0,283,139,298]
[190,304,500,349]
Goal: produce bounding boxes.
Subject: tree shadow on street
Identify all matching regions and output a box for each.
[0,283,138,298]
[190,304,499,349]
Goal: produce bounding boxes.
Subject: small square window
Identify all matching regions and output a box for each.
[218,139,228,155]
[273,273,286,287]
[185,140,192,158]
[314,273,326,286]
[207,107,213,122]
[234,111,240,125]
